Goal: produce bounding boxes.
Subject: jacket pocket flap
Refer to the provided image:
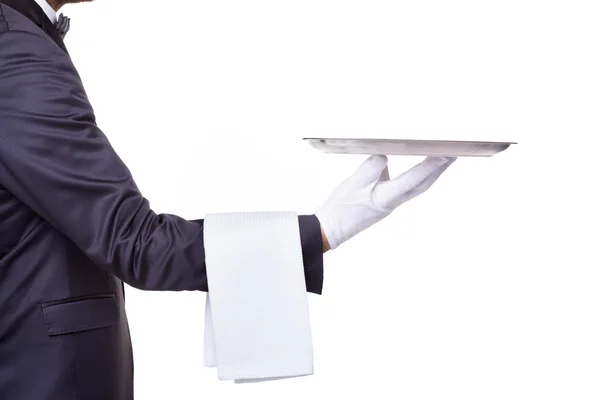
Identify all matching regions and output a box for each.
[41,295,118,336]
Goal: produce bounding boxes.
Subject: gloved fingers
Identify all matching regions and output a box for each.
[392,157,455,205]
[378,165,390,182]
[373,156,455,209]
[346,154,389,188]
[389,156,454,191]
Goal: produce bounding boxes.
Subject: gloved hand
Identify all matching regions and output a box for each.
[316,155,456,250]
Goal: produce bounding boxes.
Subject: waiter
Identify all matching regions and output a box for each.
[0,0,456,398]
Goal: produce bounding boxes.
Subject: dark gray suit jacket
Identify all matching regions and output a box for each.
[0,1,324,398]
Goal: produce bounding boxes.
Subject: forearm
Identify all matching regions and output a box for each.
[321,226,331,253]
[0,31,326,295]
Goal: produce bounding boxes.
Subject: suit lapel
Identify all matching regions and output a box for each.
[0,0,68,55]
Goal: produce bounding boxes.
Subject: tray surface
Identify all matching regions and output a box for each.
[303,138,516,157]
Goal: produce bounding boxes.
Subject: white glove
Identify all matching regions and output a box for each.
[316,155,456,250]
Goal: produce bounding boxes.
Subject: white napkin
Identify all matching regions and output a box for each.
[203,211,314,383]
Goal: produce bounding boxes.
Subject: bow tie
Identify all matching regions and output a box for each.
[54,13,70,39]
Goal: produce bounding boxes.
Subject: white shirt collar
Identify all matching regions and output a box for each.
[33,0,58,24]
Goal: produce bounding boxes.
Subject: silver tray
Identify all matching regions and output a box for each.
[303,138,516,157]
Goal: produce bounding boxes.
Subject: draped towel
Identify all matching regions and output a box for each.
[203,211,314,383]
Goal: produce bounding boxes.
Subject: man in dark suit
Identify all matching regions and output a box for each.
[0,0,455,398]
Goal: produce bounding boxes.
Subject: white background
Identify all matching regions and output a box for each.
[63,0,599,399]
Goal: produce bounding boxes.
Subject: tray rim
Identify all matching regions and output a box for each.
[302,137,518,145]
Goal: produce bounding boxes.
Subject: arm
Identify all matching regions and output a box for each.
[321,227,331,252]
[0,30,324,293]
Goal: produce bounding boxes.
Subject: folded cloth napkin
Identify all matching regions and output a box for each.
[203,211,314,383]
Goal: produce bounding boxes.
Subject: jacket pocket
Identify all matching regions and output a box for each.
[41,294,118,336]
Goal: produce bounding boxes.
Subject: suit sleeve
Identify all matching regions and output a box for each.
[0,30,323,294]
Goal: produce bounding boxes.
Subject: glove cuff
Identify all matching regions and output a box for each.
[315,208,341,250]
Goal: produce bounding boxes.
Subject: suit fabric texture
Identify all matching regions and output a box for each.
[0,1,324,398]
